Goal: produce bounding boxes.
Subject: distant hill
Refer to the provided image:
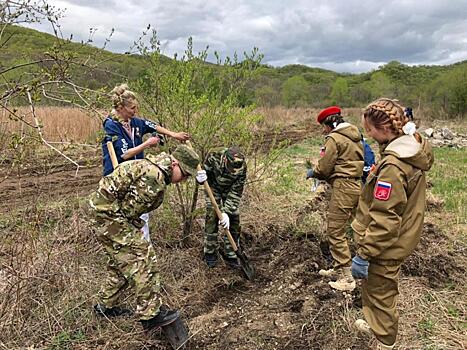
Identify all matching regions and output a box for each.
[1,25,466,117]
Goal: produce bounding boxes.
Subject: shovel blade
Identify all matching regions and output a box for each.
[237,250,255,280]
[162,316,189,349]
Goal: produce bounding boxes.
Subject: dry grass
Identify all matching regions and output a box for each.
[0,106,102,143]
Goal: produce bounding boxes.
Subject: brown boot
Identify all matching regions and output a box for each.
[328,267,356,291]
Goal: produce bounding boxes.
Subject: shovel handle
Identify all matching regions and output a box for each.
[107,141,119,170]
[186,141,239,252]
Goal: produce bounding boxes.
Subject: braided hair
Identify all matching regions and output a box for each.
[363,98,408,134]
[110,83,138,109]
[363,98,421,142]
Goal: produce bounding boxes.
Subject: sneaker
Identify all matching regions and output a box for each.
[328,267,356,291]
[354,319,372,335]
[318,268,337,278]
[328,277,356,291]
[204,253,218,268]
[94,303,134,318]
[376,341,395,350]
[140,306,180,330]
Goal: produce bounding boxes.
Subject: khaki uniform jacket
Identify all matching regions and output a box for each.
[351,135,434,263]
[313,122,364,182]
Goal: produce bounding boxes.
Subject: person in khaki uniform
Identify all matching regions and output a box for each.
[306,106,364,291]
[351,98,434,350]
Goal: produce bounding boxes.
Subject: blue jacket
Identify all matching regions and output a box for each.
[101,115,159,176]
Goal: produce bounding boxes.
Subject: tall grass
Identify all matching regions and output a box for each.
[0,107,102,143]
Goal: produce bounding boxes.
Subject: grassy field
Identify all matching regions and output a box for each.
[0,108,465,349]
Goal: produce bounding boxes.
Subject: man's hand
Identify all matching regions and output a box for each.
[306,168,314,179]
[196,170,207,184]
[351,256,369,279]
[219,213,230,230]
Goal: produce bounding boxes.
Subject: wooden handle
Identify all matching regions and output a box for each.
[106,141,119,169]
[186,141,239,251]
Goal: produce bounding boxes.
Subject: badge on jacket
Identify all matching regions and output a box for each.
[374,181,392,201]
[319,147,326,157]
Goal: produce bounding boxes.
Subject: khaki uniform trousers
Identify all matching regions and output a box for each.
[362,261,401,346]
[327,178,361,268]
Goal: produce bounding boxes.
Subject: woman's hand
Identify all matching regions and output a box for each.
[145,136,161,147]
[172,132,190,141]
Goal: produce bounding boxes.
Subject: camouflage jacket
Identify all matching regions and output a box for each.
[89,152,172,227]
[204,149,247,215]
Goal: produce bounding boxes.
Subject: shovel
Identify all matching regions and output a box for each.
[107,141,119,169]
[187,142,255,280]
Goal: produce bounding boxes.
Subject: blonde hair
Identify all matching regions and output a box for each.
[110,83,138,109]
[363,98,407,135]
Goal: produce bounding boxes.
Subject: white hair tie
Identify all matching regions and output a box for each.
[402,121,416,135]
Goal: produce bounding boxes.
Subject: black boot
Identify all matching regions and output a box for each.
[94,303,134,318]
[140,305,180,330]
[204,252,218,268]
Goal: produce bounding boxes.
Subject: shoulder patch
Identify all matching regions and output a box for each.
[145,120,157,129]
[374,180,392,201]
[319,146,326,157]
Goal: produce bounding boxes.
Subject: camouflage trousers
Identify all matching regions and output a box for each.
[96,217,162,321]
[327,178,361,269]
[204,208,240,259]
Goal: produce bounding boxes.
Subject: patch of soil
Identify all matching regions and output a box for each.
[174,228,371,350]
[0,157,101,210]
[402,223,465,288]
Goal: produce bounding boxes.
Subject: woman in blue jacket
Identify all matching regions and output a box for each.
[102,83,190,240]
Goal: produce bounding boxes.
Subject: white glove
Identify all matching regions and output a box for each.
[311,178,320,192]
[196,170,207,183]
[219,213,230,230]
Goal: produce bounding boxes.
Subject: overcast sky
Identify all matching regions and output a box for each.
[27,0,467,73]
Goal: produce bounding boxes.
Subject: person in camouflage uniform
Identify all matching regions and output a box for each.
[201,146,247,268]
[89,145,201,331]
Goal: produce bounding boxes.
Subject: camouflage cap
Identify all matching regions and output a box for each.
[172,145,200,176]
[223,146,245,174]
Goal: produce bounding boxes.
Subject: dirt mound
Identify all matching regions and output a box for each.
[174,229,368,350]
[402,223,465,288]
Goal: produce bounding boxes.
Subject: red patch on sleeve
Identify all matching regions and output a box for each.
[319,147,326,157]
[374,181,392,201]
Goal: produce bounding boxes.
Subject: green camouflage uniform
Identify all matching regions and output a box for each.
[89,151,180,321]
[203,148,247,259]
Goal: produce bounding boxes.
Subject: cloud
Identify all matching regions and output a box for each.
[25,0,467,73]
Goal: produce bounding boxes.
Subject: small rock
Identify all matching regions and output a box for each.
[441,127,454,140]
[424,128,434,137]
